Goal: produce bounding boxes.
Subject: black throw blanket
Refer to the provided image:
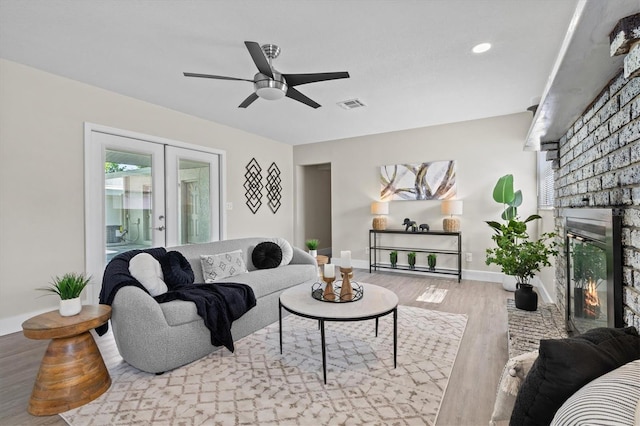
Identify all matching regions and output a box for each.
[155,283,256,352]
[96,247,256,352]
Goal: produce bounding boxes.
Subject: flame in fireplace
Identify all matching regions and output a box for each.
[584,280,601,319]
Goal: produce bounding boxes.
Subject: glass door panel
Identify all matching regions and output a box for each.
[165,146,220,246]
[86,130,165,303]
[104,149,155,262]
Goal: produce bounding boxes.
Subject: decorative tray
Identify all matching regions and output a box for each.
[311,281,363,303]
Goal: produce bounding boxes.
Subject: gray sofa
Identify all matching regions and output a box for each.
[107,237,318,373]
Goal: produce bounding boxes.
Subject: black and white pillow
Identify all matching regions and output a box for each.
[551,359,640,425]
[252,241,283,270]
[270,237,293,266]
[200,250,247,283]
[511,326,640,425]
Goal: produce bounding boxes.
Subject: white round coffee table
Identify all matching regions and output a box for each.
[279,282,399,384]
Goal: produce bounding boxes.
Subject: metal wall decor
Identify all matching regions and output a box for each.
[244,158,263,214]
[266,162,282,213]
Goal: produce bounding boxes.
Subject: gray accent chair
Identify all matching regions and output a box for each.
[108,237,317,373]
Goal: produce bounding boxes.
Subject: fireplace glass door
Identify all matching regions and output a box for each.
[568,236,608,333]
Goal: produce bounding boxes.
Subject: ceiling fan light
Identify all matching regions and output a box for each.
[254,72,287,100]
[256,86,286,100]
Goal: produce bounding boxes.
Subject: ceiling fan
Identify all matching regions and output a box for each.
[184,41,350,109]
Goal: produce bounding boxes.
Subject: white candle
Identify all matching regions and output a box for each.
[340,250,351,268]
[324,263,335,278]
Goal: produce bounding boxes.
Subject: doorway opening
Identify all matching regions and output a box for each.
[300,163,332,258]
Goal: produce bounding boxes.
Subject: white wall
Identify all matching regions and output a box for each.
[293,112,541,279]
[0,59,294,333]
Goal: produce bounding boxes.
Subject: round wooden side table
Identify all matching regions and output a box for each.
[22,304,112,416]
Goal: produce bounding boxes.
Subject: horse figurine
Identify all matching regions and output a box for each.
[403,218,418,232]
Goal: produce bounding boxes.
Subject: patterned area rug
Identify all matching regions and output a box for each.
[507,299,568,358]
[61,305,467,426]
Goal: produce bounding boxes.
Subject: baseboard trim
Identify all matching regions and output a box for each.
[0,306,57,336]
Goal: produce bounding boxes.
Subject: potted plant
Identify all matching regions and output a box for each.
[389,251,398,268]
[38,273,91,316]
[485,175,558,310]
[407,252,416,269]
[305,239,319,258]
[486,174,542,292]
[427,254,437,271]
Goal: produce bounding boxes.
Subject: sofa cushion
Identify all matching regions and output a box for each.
[201,250,248,283]
[252,241,283,270]
[216,264,317,299]
[159,251,195,288]
[129,253,167,296]
[511,326,640,426]
[551,359,640,425]
[271,237,293,266]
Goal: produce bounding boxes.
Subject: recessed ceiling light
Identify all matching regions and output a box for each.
[472,43,492,54]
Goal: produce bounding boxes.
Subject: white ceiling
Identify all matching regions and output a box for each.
[0,0,611,146]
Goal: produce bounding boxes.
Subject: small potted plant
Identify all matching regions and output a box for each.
[305,239,319,258]
[38,273,91,317]
[390,251,398,268]
[407,252,416,269]
[427,254,437,271]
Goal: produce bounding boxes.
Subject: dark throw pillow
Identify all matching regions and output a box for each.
[251,241,283,270]
[159,250,195,288]
[510,326,640,426]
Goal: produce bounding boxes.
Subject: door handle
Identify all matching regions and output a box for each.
[155,226,165,231]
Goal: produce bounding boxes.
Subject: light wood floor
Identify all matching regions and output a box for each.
[0,270,512,426]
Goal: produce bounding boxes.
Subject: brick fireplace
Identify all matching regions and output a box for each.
[551,16,640,331]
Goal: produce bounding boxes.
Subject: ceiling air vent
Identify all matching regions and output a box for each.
[337,98,366,110]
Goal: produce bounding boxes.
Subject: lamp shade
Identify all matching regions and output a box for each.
[370,201,389,215]
[441,199,463,216]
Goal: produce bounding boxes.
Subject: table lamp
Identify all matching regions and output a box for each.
[441,199,463,232]
[371,201,389,230]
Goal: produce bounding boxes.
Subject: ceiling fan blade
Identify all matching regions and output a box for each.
[239,92,259,108]
[244,41,273,78]
[282,72,350,87]
[286,87,321,109]
[183,72,254,83]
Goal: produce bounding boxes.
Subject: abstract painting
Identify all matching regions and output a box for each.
[380,160,456,201]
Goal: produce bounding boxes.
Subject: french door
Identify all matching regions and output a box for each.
[85,124,224,302]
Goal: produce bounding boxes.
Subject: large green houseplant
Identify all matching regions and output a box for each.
[485,175,558,310]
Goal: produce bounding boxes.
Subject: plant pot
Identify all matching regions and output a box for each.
[502,275,518,292]
[428,256,436,271]
[59,297,82,317]
[309,250,317,258]
[514,283,538,311]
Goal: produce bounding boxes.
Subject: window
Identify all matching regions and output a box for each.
[537,152,555,209]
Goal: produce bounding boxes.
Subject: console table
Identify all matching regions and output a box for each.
[369,229,462,282]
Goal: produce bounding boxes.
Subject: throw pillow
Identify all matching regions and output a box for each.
[510,326,640,426]
[551,359,640,426]
[200,250,247,283]
[129,253,168,296]
[252,241,283,270]
[489,350,538,426]
[159,251,194,288]
[270,237,293,266]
